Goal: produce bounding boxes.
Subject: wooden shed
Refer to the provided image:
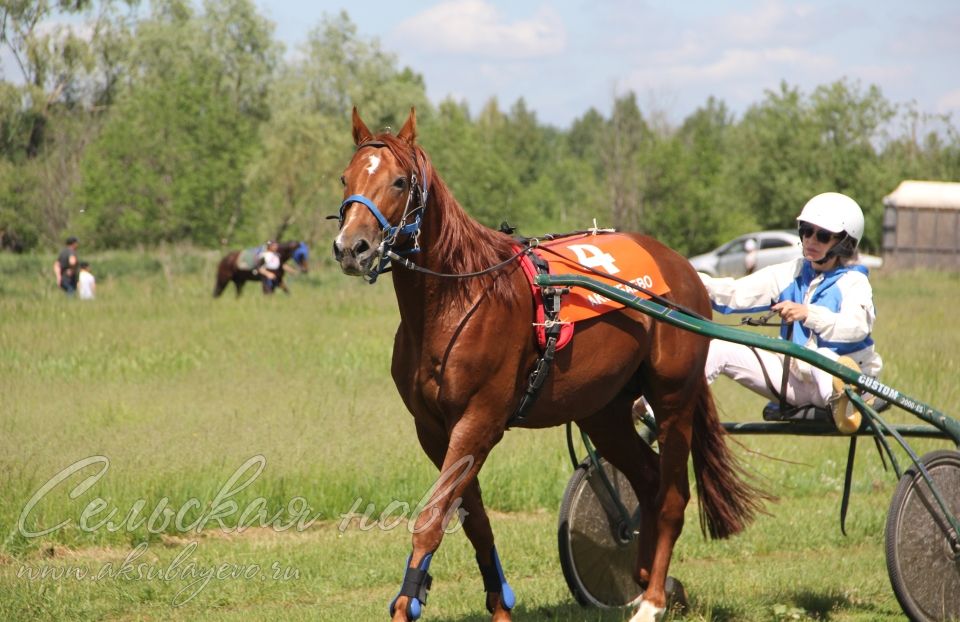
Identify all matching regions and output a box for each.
[882,180,960,270]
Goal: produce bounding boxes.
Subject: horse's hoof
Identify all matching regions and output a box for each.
[628,599,666,622]
[665,576,688,610]
[487,592,513,622]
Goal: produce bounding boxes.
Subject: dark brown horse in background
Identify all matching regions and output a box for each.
[213,241,309,297]
[333,108,768,622]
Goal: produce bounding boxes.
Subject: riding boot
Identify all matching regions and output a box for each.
[830,356,862,434]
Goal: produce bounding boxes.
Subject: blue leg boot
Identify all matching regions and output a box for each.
[477,546,515,613]
[389,553,433,620]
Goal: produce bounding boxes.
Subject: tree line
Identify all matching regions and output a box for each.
[2,0,958,256]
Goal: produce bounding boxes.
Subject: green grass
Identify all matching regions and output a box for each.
[1,249,958,620]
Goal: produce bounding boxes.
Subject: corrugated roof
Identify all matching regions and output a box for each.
[883,180,960,209]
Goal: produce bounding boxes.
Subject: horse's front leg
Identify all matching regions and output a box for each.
[461,478,515,621]
[390,414,512,622]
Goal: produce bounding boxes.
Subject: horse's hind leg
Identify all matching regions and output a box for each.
[626,371,701,622]
[390,414,513,622]
[576,392,660,588]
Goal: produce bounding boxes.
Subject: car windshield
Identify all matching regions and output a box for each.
[760,237,792,249]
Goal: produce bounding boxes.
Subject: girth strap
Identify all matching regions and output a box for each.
[508,273,566,428]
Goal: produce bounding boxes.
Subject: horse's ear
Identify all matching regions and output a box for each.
[352,107,374,146]
[397,107,417,145]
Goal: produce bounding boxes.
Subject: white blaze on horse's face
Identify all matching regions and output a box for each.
[334,146,407,277]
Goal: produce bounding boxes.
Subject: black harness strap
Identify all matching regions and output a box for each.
[508,253,566,428]
[778,323,794,412]
[840,436,857,536]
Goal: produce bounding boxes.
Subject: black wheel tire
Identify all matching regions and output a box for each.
[885,449,960,621]
[558,456,643,608]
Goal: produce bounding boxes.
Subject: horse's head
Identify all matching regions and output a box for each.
[333,107,427,282]
[292,242,309,273]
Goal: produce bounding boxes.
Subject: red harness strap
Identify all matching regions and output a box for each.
[515,249,575,351]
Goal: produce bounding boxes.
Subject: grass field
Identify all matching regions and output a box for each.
[1,247,958,621]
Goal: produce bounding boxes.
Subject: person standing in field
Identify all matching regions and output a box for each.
[698,192,882,434]
[77,261,96,300]
[53,236,80,296]
[256,240,281,294]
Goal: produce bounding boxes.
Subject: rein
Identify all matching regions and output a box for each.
[388,233,786,331]
[384,246,530,279]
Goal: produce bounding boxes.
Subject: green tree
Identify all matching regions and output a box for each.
[604,92,651,231]
[419,98,523,230]
[0,0,137,248]
[245,11,429,247]
[644,97,748,255]
[730,80,894,249]
[77,0,278,247]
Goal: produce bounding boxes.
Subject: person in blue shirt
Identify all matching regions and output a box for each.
[699,192,882,434]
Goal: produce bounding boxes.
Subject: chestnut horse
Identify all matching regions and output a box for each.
[212,241,308,297]
[333,108,767,622]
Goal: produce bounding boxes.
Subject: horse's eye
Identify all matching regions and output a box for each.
[393,177,407,189]
[339,175,346,187]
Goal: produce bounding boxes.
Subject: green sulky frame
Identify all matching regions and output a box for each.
[536,273,960,536]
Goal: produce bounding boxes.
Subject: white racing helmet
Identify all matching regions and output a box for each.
[796,192,864,246]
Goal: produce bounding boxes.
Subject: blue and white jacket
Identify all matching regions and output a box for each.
[699,258,882,378]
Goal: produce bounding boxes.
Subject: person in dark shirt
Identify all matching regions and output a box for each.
[54,236,80,296]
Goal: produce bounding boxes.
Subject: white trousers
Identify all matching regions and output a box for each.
[704,339,836,407]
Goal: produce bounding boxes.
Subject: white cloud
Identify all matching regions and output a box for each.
[390,0,566,59]
[716,0,820,47]
[937,89,960,114]
[624,47,834,91]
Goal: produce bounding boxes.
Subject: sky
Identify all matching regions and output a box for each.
[253,0,960,128]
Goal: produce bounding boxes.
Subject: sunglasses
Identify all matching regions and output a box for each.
[798,223,842,244]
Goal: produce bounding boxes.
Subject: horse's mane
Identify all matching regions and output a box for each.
[374,133,520,305]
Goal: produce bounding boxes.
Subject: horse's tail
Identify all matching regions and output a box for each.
[213,255,233,297]
[213,273,226,297]
[690,377,773,539]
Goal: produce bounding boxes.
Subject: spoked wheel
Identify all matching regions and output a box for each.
[885,449,960,621]
[558,456,643,607]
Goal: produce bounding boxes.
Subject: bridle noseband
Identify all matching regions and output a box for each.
[338,140,428,284]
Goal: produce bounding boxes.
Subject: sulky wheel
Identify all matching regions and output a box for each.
[557,456,643,608]
[885,449,960,621]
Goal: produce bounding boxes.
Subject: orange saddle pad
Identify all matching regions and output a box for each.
[536,233,671,323]
[517,232,671,350]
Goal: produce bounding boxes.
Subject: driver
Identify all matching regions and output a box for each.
[698,192,882,434]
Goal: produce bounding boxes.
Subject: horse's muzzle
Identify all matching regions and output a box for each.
[333,237,376,276]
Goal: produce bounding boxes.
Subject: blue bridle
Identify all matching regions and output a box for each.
[338,141,428,283]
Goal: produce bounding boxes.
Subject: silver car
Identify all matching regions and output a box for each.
[688,230,882,277]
